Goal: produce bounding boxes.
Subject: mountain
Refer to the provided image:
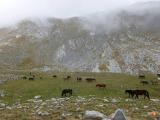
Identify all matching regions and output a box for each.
[0,1,160,74]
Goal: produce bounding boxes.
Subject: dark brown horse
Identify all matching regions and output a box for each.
[53,75,57,78]
[139,74,145,79]
[28,77,34,81]
[96,84,106,88]
[61,89,72,97]
[64,76,71,80]
[150,80,158,85]
[125,90,150,99]
[133,90,150,99]
[77,77,82,82]
[22,76,27,80]
[85,78,96,82]
[157,74,160,77]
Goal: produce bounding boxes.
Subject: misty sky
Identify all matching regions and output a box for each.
[0,0,160,27]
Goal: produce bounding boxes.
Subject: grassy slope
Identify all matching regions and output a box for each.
[0,72,159,104]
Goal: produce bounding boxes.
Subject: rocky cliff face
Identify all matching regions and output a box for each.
[0,2,159,74]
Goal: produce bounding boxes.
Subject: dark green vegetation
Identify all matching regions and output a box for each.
[0,72,159,103]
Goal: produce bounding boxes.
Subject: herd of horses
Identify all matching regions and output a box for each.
[22,73,160,99]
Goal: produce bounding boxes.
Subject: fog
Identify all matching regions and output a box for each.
[0,0,160,27]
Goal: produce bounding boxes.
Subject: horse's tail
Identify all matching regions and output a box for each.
[145,91,150,99]
[61,90,64,97]
[71,89,73,95]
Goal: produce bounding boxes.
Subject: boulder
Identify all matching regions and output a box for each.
[84,110,110,120]
[0,103,5,108]
[38,111,50,116]
[112,109,128,120]
[150,99,160,102]
[111,99,118,103]
[34,95,41,99]
[0,91,5,97]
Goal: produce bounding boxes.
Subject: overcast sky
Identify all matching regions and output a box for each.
[0,0,159,27]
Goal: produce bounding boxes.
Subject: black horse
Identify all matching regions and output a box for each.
[125,90,150,99]
[61,89,72,97]
[53,75,57,78]
[125,90,134,98]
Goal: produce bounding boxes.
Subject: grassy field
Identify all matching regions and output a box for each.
[0,72,158,103]
[0,71,160,120]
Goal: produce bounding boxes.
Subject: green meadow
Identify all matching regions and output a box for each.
[0,71,159,103]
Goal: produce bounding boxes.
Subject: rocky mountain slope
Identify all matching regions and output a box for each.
[0,1,159,74]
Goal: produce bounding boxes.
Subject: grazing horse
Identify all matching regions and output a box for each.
[22,76,27,80]
[64,76,71,80]
[125,90,150,99]
[85,78,96,82]
[140,80,149,85]
[96,84,106,88]
[77,77,82,82]
[61,89,72,97]
[125,90,134,98]
[157,74,160,77]
[53,75,57,78]
[139,75,145,79]
[150,80,158,85]
[28,77,34,81]
[133,90,150,99]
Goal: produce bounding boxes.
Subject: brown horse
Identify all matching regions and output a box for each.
[85,78,96,82]
[125,90,150,99]
[150,80,159,85]
[133,90,150,99]
[96,84,106,88]
[64,76,71,80]
[77,77,82,82]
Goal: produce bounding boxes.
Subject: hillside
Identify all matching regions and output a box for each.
[0,1,160,74]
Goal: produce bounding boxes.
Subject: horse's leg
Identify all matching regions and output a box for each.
[148,94,150,99]
[131,93,134,99]
[129,93,131,98]
[144,94,146,99]
[135,94,138,99]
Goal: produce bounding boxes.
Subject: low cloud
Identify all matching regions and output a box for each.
[0,0,159,27]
